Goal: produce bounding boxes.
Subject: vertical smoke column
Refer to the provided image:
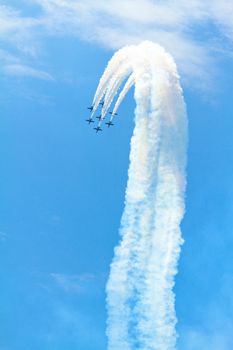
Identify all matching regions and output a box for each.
[92,42,187,350]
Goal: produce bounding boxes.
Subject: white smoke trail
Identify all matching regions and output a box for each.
[100,62,132,120]
[91,46,135,117]
[92,41,187,350]
[111,73,135,120]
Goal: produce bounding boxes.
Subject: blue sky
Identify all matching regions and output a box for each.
[1,1,233,349]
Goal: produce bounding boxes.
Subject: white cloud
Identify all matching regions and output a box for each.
[0,4,39,55]
[1,1,233,85]
[0,47,54,81]
[0,3,51,80]
[3,63,54,80]
[30,0,233,86]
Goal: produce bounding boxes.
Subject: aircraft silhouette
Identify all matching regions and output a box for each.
[86,117,94,124]
[94,126,102,133]
[106,121,114,128]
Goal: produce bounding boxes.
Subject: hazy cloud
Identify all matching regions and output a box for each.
[179,273,233,350]
[3,63,54,80]
[32,0,233,84]
[1,1,233,85]
[50,272,103,294]
[0,231,7,242]
[180,327,233,350]
[0,4,39,55]
[0,3,50,79]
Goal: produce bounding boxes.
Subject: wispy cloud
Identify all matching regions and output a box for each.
[0,4,39,55]
[3,63,54,80]
[35,272,106,347]
[50,273,103,294]
[32,0,233,85]
[180,326,233,350]
[0,3,51,80]
[179,272,233,350]
[1,1,233,85]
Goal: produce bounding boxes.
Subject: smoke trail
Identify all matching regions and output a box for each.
[91,46,135,117]
[111,73,135,120]
[92,41,187,350]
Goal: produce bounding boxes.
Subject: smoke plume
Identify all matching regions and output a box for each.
[92,41,187,350]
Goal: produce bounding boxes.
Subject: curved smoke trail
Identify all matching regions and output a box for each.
[92,41,187,350]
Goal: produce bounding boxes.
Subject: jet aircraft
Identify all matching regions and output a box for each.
[87,106,94,111]
[106,121,114,128]
[109,111,118,116]
[99,101,104,107]
[94,126,102,133]
[96,115,104,121]
[86,118,94,124]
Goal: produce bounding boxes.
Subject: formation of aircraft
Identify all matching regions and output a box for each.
[85,102,118,133]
